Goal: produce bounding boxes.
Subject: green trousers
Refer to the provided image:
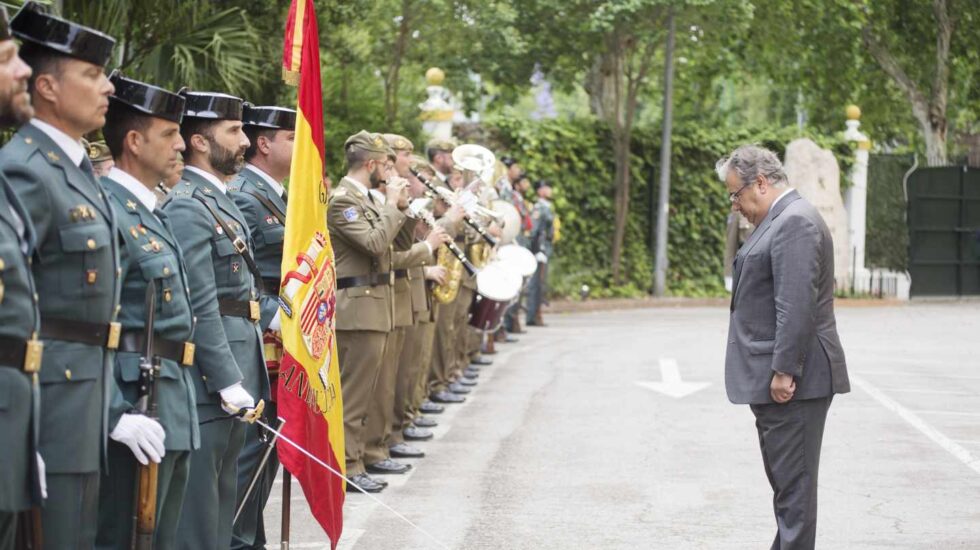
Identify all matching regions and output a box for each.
[175,404,245,550]
[231,402,280,550]
[95,442,190,550]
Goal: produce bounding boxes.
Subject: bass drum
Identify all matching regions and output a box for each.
[495,244,538,278]
[469,260,522,331]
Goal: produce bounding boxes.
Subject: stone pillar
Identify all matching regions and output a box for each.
[843,105,871,291]
[418,67,454,140]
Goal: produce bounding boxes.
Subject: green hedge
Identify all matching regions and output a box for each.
[866,154,912,272]
[483,116,853,297]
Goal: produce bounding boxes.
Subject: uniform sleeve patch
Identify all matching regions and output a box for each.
[343,207,358,222]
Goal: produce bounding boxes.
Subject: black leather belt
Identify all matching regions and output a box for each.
[394,269,409,279]
[262,278,281,293]
[218,299,260,322]
[118,331,195,366]
[336,272,394,290]
[40,317,121,350]
[0,335,42,373]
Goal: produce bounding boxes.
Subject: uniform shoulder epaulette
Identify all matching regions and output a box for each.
[328,186,348,203]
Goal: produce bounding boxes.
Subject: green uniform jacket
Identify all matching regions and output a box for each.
[228,166,286,331]
[161,170,269,404]
[0,123,121,474]
[391,218,432,328]
[530,198,555,259]
[0,173,42,510]
[327,178,406,333]
[101,176,200,451]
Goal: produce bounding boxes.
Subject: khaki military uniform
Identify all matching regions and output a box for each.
[327,177,406,475]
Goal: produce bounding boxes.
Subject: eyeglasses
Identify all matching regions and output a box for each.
[728,180,755,203]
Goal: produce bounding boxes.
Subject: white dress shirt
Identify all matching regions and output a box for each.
[184,165,229,194]
[108,167,158,213]
[246,163,285,198]
[30,118,85,166]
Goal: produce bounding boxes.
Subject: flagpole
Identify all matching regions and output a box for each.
[281,470,291,549]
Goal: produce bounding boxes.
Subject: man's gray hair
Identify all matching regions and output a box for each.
[715,145,789,187]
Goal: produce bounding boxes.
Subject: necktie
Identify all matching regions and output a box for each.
[281,189,288,203]
[79,156,95,178]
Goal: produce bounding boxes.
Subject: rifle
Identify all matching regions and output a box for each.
[131,279,160,550]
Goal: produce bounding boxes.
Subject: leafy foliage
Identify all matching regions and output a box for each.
[486,116,853,297]
[866,153,913,271]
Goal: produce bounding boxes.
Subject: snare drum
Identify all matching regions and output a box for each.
[469,261,522,331]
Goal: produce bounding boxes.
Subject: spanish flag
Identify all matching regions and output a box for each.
[278,0,345,546]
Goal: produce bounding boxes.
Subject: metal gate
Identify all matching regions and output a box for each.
[906,166,980,296]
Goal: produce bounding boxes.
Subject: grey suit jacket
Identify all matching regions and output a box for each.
[725,190,850,404]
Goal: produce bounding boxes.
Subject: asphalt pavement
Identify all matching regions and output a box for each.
[262,302,980,549]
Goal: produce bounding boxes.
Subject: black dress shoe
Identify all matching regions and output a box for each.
[347,473,384,493]
[413,416,438,428]
[403,425,434,441]
[457,377,477,386]
[389,442,425,458]
[448,382,471,394]
[429,390,465,404]
[419,400,446,413]
[470,356,493,366]
[463,368,480,379]
[366,458,412,475]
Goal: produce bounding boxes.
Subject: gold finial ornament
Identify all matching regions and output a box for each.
[425,67,445,86]
[846,105,861,121]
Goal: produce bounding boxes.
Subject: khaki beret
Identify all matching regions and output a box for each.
[409,154,432,173]
[85,139,111,163]
[345,130,394,157]
[425,137,458,153]
[383,133,414,153]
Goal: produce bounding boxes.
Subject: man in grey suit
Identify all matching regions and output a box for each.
[717,145,850,550]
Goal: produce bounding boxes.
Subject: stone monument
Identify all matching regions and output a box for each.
[419,67,454,140]
[783,138,851,287]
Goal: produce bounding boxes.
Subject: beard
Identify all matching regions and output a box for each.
[368,164,385,188]
[209,138,245,176]
[0,84,33,127]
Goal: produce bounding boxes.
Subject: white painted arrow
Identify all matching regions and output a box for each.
[635,358,710,399]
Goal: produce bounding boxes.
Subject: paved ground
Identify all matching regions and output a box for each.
[262,302,980,549]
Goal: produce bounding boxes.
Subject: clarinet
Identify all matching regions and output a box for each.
[409,167,499,248]
[415,203,479,276]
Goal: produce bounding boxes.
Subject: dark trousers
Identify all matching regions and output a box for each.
[176,404,246,550]
[95,442,191,550]
[39,472,99,549]
[750,396,833,550]
[232,402,280,550]
[525,263,548,323]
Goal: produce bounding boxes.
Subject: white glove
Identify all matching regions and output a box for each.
[535,251,548,264]
[219,382,255,417]
[269,310,282,331]
[110,414,166,465]
[36,452,46,499]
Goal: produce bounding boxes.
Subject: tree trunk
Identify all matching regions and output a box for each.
[384,0,413,128]
[610,129,631,285]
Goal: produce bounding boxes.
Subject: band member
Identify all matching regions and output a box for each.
[424,139,467,405]
[95,73,197,550]
[162,89,268,549]
[0,5,164,548]
[365,134,447,468]
[526,179,555,326]
[228,103,295,550]
[328,130,408,493]
[0,8,43,549]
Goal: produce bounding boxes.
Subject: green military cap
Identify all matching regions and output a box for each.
[383,133,413,153]
[345,130,394,158]
[425,137,457,153]
[85,139,111,163]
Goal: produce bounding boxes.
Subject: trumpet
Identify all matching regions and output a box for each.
[408,166,499,248]
[410,198,478,276]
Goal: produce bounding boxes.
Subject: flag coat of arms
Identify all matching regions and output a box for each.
[277,0,345,546]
